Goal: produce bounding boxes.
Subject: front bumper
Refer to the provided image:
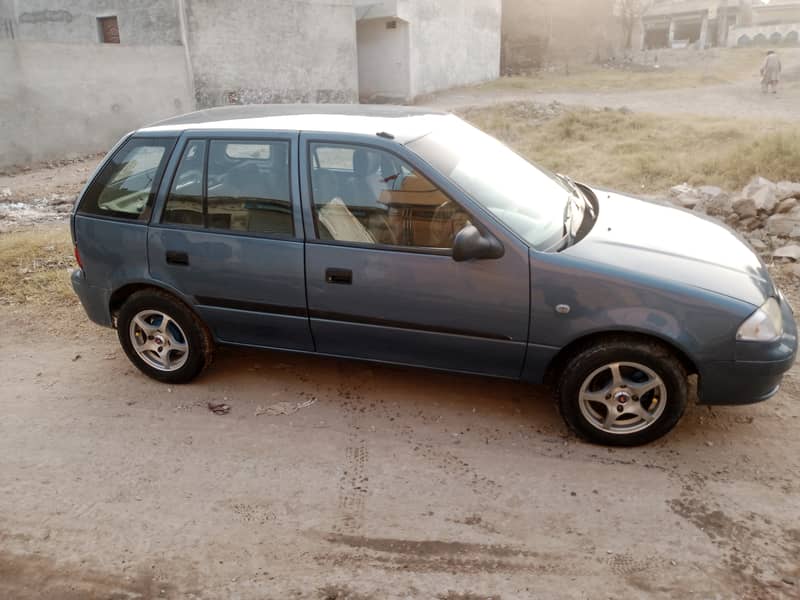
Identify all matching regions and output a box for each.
[699,294,797,405]
[71,269,113,328]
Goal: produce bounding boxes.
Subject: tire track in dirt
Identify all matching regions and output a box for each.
[331,372,370,535]
[318,532,586,576]
[668,471,800,599]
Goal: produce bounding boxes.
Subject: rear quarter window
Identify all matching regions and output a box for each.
[78,137,176,221]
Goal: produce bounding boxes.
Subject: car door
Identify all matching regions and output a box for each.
[148,131,314,351]
[299,134,530,378]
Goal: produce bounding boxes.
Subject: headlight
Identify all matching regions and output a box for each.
[737,297,783,342]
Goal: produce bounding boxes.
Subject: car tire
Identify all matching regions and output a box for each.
[556,337,688,446]
[117,289,214,384]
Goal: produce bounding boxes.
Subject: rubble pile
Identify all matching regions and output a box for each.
[657,176,800,263]
[0,188,74,232]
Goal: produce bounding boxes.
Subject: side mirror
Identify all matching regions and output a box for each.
[452,225,505,262]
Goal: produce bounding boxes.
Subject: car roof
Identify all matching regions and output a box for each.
[139,104,450,144]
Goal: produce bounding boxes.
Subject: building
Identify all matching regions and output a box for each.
[355,0,501,103]
[500,0,617,74]
[0,0,501,167]
[641,0,800,50]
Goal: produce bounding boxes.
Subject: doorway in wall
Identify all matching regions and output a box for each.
[357,17,411,104]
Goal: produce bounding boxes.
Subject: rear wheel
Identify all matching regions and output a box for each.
[556,338,688,446]
[117,290,213,384]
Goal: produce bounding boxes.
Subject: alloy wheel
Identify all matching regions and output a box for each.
[128,310,189,372]
[578,361,667,435]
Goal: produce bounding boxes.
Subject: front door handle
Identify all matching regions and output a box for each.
[325,268,352,285]
[166,250,189,266]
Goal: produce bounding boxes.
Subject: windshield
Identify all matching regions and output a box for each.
[409,116,575,251]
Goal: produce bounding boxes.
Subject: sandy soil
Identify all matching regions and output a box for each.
[1,293,799,600]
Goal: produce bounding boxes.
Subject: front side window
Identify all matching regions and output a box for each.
[79,137,175,221]
[309,143,469,249]
[162,139,293,236]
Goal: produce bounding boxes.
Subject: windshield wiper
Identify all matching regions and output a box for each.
[557,173,594,241]
[562,194,574,235]
[558,173,587,205]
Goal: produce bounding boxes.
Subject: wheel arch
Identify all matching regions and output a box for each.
[543,330,699,388]
[112,282,216,383]
[109,281,198,324]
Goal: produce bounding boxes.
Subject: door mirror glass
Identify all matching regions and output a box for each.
[452,225,504,262]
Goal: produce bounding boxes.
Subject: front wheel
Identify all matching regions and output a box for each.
[556,338,689,446]
[117,290,214,384]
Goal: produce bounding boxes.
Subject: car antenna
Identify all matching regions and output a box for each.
[376,131,395,139]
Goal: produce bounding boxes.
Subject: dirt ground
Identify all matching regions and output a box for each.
[425,60,800,121]
[2,291,800,600]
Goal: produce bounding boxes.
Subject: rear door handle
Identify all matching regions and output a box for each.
[166,250,189,266]
[325,268,352,285]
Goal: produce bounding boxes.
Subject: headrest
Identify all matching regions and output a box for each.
[271,142,288,165]
[400,174,436,192]
[353,149,381,177]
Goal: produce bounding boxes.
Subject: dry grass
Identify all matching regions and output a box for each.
[478,48,769,93]
[0,224,76,306]
[461,103,800,194]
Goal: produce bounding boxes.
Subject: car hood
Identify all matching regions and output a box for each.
[563,189,774,307]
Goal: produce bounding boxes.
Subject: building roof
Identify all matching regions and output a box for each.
[140,104,448,144]
[645,1,716,18]
[645,0,800,18]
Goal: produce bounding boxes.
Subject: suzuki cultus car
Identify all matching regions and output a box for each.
[71,105,797,446]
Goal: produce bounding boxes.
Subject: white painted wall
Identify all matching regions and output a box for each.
[184,0,359,108]
[408,0,501,97]
[0,41,193,168]
[357,18,410,102]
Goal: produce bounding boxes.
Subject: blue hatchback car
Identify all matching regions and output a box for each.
[71,105,797,445]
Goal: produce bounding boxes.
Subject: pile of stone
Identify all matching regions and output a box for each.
[459,101,564,124]
[660,177,800,262]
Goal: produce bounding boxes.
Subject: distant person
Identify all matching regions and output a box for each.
[761,50,781,94]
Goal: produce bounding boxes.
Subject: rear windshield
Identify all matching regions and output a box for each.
[78,137,176,221]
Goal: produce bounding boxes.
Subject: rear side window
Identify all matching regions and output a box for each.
[79,137,175,221]
[163,139,293,237]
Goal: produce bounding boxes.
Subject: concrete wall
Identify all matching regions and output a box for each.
[357,17,411,102]
[354,0,413,22]
[409,0,501,97]
[184,0,359,108]
[13,0,181,45]
[0,41,193,168]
